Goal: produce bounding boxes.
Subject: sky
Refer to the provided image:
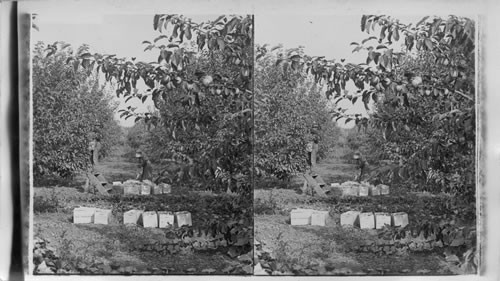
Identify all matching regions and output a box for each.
[32,14,221,127]
[255,14,425,128]
[256,15,368,63]
[32,12,438,128]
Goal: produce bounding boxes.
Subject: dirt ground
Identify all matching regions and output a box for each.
[254,158,462,276]
[33,148,250,275]
[33,211,239,274]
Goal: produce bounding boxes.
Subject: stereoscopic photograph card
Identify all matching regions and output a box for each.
[3,0,499,280]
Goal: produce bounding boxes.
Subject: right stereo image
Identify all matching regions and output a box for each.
[253,14,478,276]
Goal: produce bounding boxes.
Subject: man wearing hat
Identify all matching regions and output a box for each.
[306,123,320,176]
[135,150,154,181]
[88,135,102,172]
[353,151,369,182]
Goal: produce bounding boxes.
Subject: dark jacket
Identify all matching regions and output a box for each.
[140,158,154,181]
[356,155,369,182]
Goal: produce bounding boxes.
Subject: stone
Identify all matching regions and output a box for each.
[342,186,359,196]
[158,211,175,228]
[73,207,95,224]
[124,210,143,225]
[330,183,340,188]
[375,212,391,229]
[370,185,381,196]
[359,212,375,229]
[311,210,329,226]
[359,185,369,196]
[112,181,122,186]
[290,208,314,225]
[392,212,409,227]
[142,211,158,228]
[94,208,112,224]
[378,184,390,195]
[140,184,151,195]
[36,261,53,274]
[160,183,172,194]
[254,262,268,275]
[340,211,360,227]
[175,211,192,227]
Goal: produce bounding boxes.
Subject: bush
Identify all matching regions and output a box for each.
[268,15,476,202]
[255,46,340,180]
[124,49,253,193]
[33,42,122,183]
[254,191,278,215]
[33,189,60,213]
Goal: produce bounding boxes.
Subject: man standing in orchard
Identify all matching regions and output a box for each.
[302,122,329,197]
[306,123,320,177]
[135,150,154,182]
[88,135,102,172]
[84,134,105,194]
[353,151,369,182]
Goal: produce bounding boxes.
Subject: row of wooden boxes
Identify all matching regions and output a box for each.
[290,208,330,226]
[73,207,112,224]
[112,180,172,195]
[340,211,409,229]
[73,207,192,228]
[330,182,390,197]
[123,210,192,228]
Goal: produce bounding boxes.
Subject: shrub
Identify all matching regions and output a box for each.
[255,46,340,180]
[33,42,122,182]
[33,189,60,213]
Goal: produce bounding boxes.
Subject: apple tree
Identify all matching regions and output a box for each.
[255,45,340,180]
[33,42,122,183]
[269,15,475,201]
[46,15,254,194]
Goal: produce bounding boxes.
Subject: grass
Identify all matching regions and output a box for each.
[34,188,61,213]
[254,190,278,215]
[253,154,474,276]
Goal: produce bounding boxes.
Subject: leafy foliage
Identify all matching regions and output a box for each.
[33,189,60,213]
[45,15,254,194]
[255,45,340,180]
[125,121,149,151]
[264,15,476,201]
[42,15,254,263]
[33,42,122,182]
[35,188,253,270]
[351,220,478,274]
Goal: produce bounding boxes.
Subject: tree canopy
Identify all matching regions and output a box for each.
[33,42,121,182]
[258,15,476,216]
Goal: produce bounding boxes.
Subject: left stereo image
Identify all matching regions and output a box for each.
[28,13,254,276]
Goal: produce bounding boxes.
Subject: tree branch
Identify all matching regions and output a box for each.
[454,90,474,101]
